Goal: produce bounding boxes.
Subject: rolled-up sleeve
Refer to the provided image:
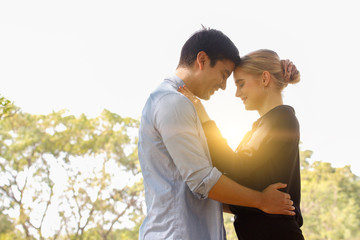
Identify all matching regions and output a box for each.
[154,93,222,199]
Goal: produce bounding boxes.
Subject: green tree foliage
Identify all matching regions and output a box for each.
[0,95,18,120]
[0,109,143,239]
[0,213,23,240]
[223,213,237,240]
[1,105,360,239]
[300,150,360,240]
[0,212,23,240]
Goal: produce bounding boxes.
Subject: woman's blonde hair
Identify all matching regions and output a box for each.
[237,49,300,89]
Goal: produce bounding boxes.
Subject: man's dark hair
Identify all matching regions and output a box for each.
[177,27,240,68]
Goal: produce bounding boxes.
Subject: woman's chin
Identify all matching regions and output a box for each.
[244,104,256,111]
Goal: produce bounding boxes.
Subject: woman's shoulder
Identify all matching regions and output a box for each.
[261,105,299,129]
[265,105,296,118]
[269,105,295,115]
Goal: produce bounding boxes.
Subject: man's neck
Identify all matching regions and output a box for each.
[175,67,199,96]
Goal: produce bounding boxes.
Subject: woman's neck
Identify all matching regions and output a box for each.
[258,92,283,116]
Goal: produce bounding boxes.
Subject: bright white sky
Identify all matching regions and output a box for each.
[1,0,360,176]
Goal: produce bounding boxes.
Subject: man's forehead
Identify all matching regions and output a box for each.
[220,59,235,73]
[224,68,231,76]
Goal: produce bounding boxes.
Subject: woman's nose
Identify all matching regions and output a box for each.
[235,88,242,98]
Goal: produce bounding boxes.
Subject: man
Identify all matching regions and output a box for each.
[138,28,295,240]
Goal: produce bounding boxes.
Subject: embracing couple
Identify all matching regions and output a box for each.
[138,28,304,240]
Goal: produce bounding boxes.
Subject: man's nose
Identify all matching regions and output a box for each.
[220,79,227,90]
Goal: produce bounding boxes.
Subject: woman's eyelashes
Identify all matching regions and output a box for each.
[235,79,244,88]
[236,82,244,88]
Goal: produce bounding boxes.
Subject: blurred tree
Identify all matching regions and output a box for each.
[2,105,359,240]
[0,213,12,233]
[0,212,23,239]
[0,95,18,119]
[0,109,143,239]
[0,110,56,239]
[55,110,143,240]
[300,150,360,240]
[223,213,237,240]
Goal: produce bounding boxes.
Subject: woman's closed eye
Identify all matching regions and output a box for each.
[235,79,244,88]
[236,82,244,88]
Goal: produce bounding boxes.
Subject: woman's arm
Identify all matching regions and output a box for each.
[201,121,269,180]
[203,106,300,184]
[177,85,268,177]
[178,86,299,183]
[201,120,239,175]
[178,86,237,174]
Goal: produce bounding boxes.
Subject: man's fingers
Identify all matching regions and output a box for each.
[183,86,192,95]
[284,193,291,200]
[178,86,190,97]
[179,86,195,98]
[284,198,293,205]
[282,210,296,216]
[280,202,295,216]
[271,182,287,190]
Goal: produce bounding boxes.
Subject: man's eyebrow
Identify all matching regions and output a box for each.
[224,69,231,77]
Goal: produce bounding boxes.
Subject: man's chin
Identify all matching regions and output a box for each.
[203,91,215,100]
[201,94,211,101]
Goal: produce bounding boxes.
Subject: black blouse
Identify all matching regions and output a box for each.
[202,105,303,226]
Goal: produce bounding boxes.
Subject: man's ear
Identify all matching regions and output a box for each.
[262,71,271,87]
[196,51,208,70]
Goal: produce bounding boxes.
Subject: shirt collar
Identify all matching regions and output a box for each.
[164,75,185,89]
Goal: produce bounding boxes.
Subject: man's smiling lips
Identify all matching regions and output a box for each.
[241,97,247,103]
[210,87,219,95]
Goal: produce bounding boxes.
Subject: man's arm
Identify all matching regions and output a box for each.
[209,175,295,216]
[155,94,222,199]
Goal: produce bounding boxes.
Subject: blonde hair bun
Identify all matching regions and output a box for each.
[281,59,300,84]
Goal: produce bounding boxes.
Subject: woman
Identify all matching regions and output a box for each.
[179,49,304,239]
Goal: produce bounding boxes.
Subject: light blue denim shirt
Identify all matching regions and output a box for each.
[138,76,225,240]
